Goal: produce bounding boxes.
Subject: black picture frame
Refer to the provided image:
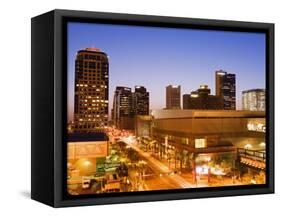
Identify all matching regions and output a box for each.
[31,9,274,207]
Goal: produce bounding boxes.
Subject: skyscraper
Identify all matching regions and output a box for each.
[183,85,223,110]
[242,89,265,111]
[112,86,150,130]
[132,86,149,115]
[112,86,134,129]
[215,70,236,110]
[73,48,109,132]
[166,85,181,109]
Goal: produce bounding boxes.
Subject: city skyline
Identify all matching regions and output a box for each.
[66,22,267,195]
[67,22,266,121]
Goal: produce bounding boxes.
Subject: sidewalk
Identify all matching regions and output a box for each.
[126,138,246,188]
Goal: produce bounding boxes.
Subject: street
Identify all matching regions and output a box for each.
[121,137,195,189]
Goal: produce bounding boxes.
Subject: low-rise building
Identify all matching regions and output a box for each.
[67,132,109,177]
[139,109,266,178]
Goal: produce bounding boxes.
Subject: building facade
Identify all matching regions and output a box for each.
[112,86,134,129]
[67,132,109,194]
[166,85,181,109]
[112,86,149,130]
[183,85,223,110]
[132,86,149,115]
[135,115,153,137]
[73,48,109,132]
[149,110,266,179]
[242,89,266,111]
[215,70,236,110]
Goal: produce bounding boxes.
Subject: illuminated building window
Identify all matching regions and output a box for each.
[191,93,198,98]
[195,139,206,148]
[181,138,189,145]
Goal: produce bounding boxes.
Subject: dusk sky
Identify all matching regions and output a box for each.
[67,22,266,121]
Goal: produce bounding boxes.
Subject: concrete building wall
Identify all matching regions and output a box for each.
[150,110,265,151]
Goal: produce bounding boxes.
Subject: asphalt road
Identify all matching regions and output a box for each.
[121,137,195,189]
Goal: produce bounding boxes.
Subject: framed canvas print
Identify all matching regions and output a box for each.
[31,9,274,207]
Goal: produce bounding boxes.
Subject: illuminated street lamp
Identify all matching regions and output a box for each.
[259,142,266,148]
[244,144,252,149]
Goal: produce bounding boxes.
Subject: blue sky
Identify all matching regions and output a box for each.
[67,22,266,121]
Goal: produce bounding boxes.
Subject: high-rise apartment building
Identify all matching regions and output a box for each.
[73,48,109,132]
[215,70,236,110]
[183,85,223,110]
[166,85,181,109]
[242,89,265,111]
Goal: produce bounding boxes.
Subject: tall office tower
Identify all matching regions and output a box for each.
[183,85,223,109]
[112,86,134,129]
[215,70,236,110]
[73,48,109,132]
[242,89,265,111]
[166,85,181,109]
[132,86,149,115]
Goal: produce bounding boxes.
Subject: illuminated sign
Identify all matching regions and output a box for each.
[191,94,199,98]
[68,141,108,159]
[217,72,226,76]
[247,123,266,133]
